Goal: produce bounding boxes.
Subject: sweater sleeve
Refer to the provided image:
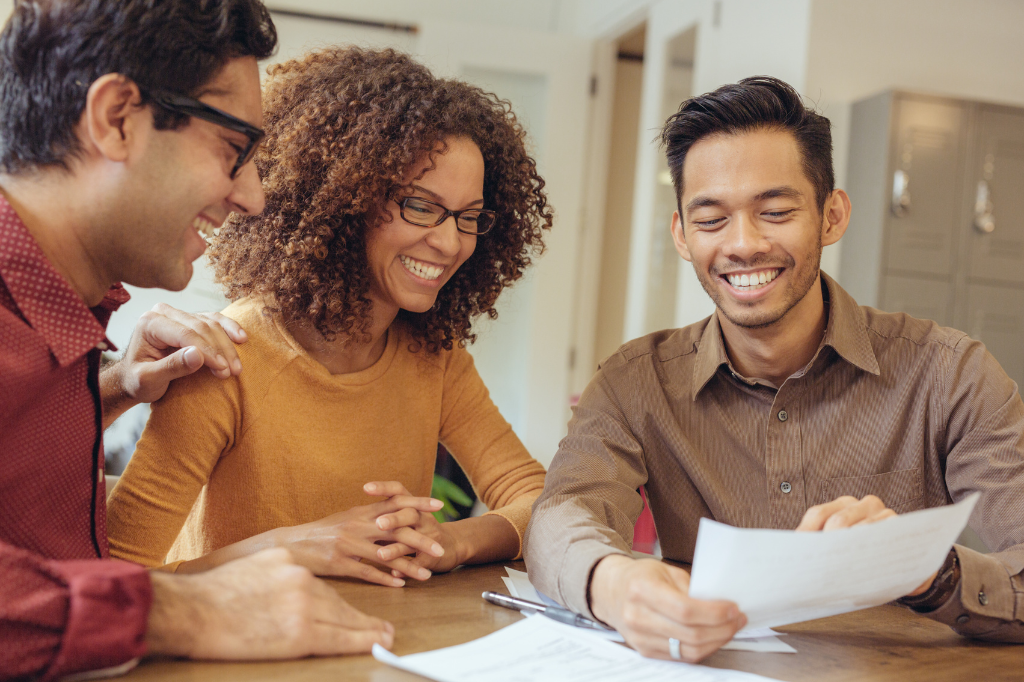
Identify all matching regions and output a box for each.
[106,367,241,568]
[0,541,150,682]
[438,347,546,558]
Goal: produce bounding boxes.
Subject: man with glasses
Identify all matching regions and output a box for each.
[0,1,392,680]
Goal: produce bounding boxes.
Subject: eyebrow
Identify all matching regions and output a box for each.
[684,185,805,214]
[411,184,484,207]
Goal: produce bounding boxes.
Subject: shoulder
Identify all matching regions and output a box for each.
[600,318,710,373]
[861,306,970,357]
[222,298,300,370]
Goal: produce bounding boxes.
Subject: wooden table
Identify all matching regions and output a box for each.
[123,562,1021,681]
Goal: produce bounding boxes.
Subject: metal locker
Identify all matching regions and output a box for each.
[880,274,953,328]
[965,283,1024,388]
[965,107,1024,286]
[884,97,965,279]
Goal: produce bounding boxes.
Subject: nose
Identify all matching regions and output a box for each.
[425,214,464,257]
[228,161,266,216]
[722,212,770,262]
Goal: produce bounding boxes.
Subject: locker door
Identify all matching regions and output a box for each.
[879,274,953,327]
[884,97,964,278]
[966,107,1024,285]
[965,283,1024,389]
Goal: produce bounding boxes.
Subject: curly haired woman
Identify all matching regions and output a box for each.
[106,47,550,587]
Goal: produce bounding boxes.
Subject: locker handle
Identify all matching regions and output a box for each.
[974,180,995,234]
[891,170,910,218]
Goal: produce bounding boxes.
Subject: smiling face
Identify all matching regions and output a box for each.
[111,56,266,291]
[671,128,846,330]
[365,136,484,317]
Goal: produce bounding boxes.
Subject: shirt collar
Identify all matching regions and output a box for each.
[0,195,118,367]
[691,271,880,400]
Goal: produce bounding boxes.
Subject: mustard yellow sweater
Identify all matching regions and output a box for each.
[106,298,546,568]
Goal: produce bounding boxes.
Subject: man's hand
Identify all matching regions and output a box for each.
[147,548,394,659]
[589,555,746,662]
[101,304,247,426]
[795,495,936,596]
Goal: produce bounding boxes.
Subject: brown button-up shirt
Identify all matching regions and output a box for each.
[524,273,1024,642]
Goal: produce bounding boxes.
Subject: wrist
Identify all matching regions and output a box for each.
[899,548,960,613]
[589,553,632,624]
[146,572,201,657]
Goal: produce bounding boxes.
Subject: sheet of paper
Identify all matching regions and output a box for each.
[372,614,784,682]
[689,493,978,632]
[502,567,793,652]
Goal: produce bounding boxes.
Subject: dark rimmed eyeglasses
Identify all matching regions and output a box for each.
[143,88,266,179]
[398,197,496,235]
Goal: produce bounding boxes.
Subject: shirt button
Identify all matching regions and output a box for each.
[778,410,789,422]
[96,341,109,351]
[956,615,970,625]
[978,591,988,606]
[780,481,792,494]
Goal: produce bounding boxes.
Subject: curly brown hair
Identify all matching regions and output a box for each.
[209,47,552,351]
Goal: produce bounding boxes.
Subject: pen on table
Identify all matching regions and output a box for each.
[481,591,614,631]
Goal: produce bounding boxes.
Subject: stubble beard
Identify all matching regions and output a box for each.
[694,239,822,330]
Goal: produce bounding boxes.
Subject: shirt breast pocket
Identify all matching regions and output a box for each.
[818,468,924,514]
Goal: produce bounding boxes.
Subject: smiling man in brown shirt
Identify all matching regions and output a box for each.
[524,76,1024,663]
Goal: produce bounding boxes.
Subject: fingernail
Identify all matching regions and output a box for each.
[232,358,242,373]
[385,622,395,634]
[392,578,405,587]
[237,329,248,340]
[432,543,444,556]
[182,346,201,367]
[419,568,431,579]
[377,518,388,530]
[378,548,388,560]
[216,353,227,368]
[365,483,377,492]
[430,499,443,509]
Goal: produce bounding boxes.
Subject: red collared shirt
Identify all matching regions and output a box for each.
[0,196,151,680]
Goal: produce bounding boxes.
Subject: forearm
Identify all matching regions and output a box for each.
[172,530,280,574]
[99,360,136,429]
[446,515,520,566]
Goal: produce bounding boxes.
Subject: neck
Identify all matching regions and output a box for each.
[287,299,398,375]
[718,274,828,388]
[0,173,112,307]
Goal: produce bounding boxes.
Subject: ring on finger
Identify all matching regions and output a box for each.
[669,637,681,661]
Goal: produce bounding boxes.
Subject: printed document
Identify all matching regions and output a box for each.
[373,614,783,682]
[688,493,978,631]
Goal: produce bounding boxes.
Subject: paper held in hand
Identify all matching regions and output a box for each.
[688,493,979,632]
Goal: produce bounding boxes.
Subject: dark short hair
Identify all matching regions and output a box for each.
[0,0,277,174]
[660,75,834,214]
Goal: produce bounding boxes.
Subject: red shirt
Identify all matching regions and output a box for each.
[0,196,151,680]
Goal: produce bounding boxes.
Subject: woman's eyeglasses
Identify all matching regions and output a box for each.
[143,88,266,179]
[398,197,496,235]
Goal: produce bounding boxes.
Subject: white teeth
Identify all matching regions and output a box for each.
[726,269,779,290]
[399,255,444,281]
[192,216,218,239]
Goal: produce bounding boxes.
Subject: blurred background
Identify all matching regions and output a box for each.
[4,0,1024,474]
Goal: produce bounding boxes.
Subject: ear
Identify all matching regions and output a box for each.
[670,210,694,263]
[821,189,851,247]
[78,74,146,165]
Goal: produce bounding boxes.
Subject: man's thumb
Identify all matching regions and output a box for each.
[158,346,204,379]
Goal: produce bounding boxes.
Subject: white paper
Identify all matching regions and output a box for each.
[689,493,979,632]
[372,614,784,682]
[502,567,793,652]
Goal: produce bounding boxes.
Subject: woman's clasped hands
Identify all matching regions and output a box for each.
[268,481,458,587]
